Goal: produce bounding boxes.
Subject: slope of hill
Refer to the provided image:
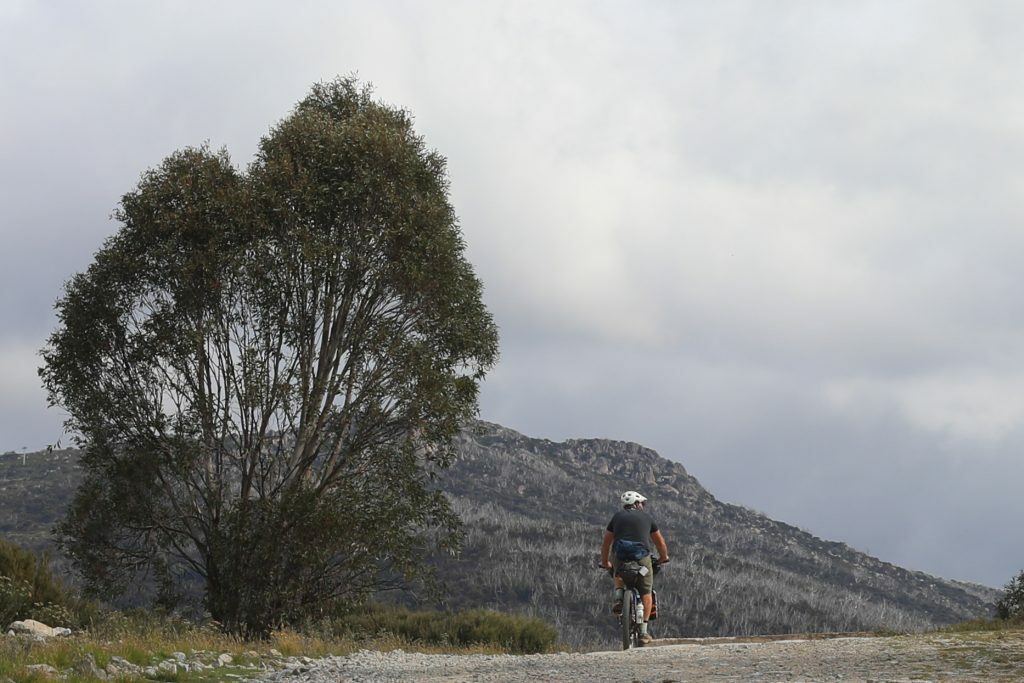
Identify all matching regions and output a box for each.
[435,422,997,647]
[0,423,998,648]
[0,447,78,556]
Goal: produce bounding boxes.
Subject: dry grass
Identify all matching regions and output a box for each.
[0,608,533,682]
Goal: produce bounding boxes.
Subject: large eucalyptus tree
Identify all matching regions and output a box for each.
[40,79,498,633]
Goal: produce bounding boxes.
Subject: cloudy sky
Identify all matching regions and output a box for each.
[3,1,1023,588]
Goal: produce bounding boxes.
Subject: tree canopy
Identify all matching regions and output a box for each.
[40,78,499,633]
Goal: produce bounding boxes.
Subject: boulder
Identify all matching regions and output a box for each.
[71,653,108,680]
[6,619,58,638]
[105,656,141,676]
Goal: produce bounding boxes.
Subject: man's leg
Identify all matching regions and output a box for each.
[611,558,624,613]
[638,592,653,643]
[641,592,653,620]
[638,557,655,643]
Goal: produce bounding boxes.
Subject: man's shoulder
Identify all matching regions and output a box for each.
[610,509,653,523]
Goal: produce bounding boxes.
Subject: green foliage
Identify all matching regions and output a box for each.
[0,536,93,627]
[0,575,32,625]
[996,570,1024,622]
[322,604,559,654]
[40,76,498,636]
[938,618,1015,633]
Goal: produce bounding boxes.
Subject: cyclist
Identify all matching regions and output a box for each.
[600,490,670,645]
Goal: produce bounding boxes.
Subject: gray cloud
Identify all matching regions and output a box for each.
[2,1,1023,588]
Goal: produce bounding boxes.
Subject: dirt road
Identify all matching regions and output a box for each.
[262,630,1024,682]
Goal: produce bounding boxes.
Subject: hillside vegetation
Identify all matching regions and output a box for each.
[0,422,998,650]
[434,422,997,648]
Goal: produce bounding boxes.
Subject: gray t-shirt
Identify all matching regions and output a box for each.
[607,509,659,551]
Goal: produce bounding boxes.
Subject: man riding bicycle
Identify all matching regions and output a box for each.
[600,490,670,645]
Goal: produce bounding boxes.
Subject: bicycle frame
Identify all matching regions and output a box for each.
[605,558,662,650]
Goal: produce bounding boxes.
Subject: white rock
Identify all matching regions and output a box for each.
[107,655,138,672]
[51,627,72,637]
[269,648,282,657]
[158,660,178,675]
[172,651,187,662]
[6,620,56,638]
[25,664,58,677]
[218,653,234,666]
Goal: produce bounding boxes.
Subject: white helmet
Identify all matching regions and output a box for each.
[621,490,647,506]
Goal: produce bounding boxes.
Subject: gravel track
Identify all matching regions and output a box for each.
[258,631,1024,682]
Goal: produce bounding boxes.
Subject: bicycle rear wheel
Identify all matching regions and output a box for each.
[621,592,636,650]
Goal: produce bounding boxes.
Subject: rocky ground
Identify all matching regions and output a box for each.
[259,630,1024,682]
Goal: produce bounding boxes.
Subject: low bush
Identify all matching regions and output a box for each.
[323,604,560,654]
[996,570,1024,623]
[0,537,96,628]
[938,618,1012,633]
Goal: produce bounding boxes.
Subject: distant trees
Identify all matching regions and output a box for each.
[40,78,498,635]
[996,570,1024,622]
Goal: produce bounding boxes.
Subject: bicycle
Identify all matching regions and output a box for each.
[602,558,663,650]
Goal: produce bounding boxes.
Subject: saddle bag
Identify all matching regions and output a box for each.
[616,560,649,588]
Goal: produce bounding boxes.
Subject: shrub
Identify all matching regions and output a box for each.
[996,570,1024,622]
[324,604,559,654]
[0,536,94,627]
[0,575,32,625]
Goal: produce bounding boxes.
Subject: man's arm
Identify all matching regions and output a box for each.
[651,530,670,563]
[600,530,614,569]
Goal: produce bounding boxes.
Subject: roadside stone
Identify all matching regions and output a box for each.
[158,660,178,675]
[171,651,187,662]
[71,653,108,680]
[269,648,283,657]
[106,655,141,675]
[218,652,235,666]
[24,664,58,677]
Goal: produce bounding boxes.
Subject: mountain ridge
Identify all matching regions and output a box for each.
[436,421,996,646]
[0,421,998,648]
